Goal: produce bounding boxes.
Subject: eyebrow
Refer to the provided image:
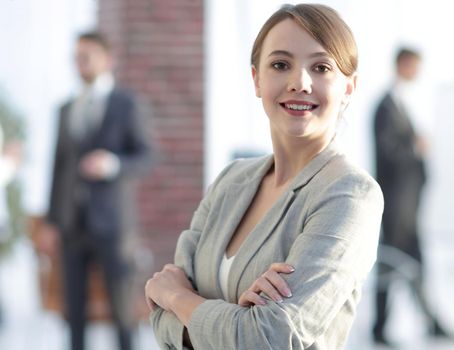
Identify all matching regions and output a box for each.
[267,50,331,60]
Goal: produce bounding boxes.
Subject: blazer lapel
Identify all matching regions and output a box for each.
[227,142,341,301]
[86,89,117,145]
[386,94,416,136]
[205,156,273,297]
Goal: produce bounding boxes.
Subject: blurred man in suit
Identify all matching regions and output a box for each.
[44,31,151,350]
[372,48,448,346]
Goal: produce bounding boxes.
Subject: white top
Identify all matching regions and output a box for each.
[219,253,235,300]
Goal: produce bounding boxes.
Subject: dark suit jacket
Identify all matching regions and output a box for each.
[373,92,426,247]
[48,87,151,237]
[374,93,425,194]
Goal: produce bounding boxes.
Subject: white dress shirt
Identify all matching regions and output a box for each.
[70,73,120,178]
[70,73,114,140]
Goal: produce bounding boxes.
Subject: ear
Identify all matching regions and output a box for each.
[251,65,261,98]
[342,73,357,105]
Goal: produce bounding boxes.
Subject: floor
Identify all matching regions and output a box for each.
[0,239,159,350]
[1,234,453,350]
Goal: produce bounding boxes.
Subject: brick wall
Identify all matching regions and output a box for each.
[98,0,204,272]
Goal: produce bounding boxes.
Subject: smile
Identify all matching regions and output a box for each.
[280,101,318,115]
[284,103,314,111]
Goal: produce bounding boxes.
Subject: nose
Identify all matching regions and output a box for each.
[287,68,312,94]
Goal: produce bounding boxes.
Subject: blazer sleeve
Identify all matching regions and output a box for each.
[150,160,240,350]
[149,191,211,350]
[114,93,154,178]
[186,172,383,349]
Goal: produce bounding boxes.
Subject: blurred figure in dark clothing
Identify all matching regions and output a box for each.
[372,47,449,346]
[41,31,152,350]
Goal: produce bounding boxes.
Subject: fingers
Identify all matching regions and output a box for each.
[146,296,156,312]
[259,267,293,299]
[240,263,295,306]
[145,279,156,312]
[251,274,286,302]
[238,290,266,307]
[269,263,294,298]
[163,263,179,271]
[144,264,193,312]
[269,263,295,274]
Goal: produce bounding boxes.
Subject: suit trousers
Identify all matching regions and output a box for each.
[373,175,434,338]
[61,229,132,350]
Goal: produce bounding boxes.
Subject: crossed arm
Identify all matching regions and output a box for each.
[145,262,294,325]
[145,164,295,348]
[145,171,383,350]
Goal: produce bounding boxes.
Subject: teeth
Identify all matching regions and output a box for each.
[285,103,313,111]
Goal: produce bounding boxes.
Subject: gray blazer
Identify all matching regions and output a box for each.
[151,142,384,349]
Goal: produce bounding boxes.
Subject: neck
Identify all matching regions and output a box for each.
[270,132,333,187]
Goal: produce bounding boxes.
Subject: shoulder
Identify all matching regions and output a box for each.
[208,156,271,190]
[375,93,395,115]
[223,156,270,178]
[60,98,73,112]
[109,86,136,105]
[58,100,73,121]
[317,154,383,202]
[305,154,384,240]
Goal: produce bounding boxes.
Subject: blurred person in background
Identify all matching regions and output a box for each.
[372,47,450,346]
[40,31,151,350]
[0,123,22,326]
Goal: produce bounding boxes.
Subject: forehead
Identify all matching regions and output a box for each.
[399,55,420,65]
[77,39,107,55]
[260,19,326,58]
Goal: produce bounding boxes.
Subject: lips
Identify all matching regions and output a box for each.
[280,100,318,114]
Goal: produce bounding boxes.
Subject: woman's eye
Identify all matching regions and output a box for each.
[315,65,331,73]
[272,62,289,70]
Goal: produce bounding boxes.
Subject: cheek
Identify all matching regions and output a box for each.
[323,82,347,108]
[260,75,284,101]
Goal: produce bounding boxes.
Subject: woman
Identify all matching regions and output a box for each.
[145,4,383,349]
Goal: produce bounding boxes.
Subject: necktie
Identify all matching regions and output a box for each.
[71,90,93,140]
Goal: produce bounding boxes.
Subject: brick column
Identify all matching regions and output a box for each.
[98,0,204,271]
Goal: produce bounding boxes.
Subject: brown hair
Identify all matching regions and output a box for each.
[78,31,112,53]
[251,4,358,77]
[395,47,421,65]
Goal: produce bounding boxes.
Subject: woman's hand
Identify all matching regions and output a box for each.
[238,263,294,306]
[145,264,195,312]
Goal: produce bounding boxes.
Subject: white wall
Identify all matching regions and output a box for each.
[0,0,97,216]
[206,0,454,235]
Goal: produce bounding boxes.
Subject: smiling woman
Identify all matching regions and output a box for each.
[251,18,356,148]
[145,4,383,350]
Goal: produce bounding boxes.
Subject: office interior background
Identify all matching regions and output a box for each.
[1,0,454,349]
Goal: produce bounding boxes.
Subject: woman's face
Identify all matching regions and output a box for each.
[252,19,356,145]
